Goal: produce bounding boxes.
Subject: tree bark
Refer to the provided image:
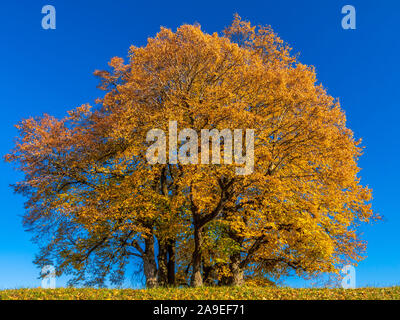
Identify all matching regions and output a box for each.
[143,235,158,288]
[230,252,244,286]
[167,240,176,285]
[190,225,203,287]
[157,241,168,286]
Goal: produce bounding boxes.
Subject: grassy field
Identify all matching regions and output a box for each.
[0,286,399,300]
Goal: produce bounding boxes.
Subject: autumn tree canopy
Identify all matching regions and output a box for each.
[6,15,378,288]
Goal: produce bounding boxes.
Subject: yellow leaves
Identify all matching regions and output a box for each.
[5,14,378,287]
[3,286,400,300]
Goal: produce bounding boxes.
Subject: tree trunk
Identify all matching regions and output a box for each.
[167,240,176,286]
[218,252,244,286]
[190,225,203,287]
[230,252,244,286]
[157,241,168,286]
[143,236,158,288]
[202,259,213,285]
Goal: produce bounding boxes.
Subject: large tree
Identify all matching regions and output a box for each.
[6,15,378,288]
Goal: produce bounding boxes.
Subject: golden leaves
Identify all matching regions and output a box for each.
[5,15,378,287]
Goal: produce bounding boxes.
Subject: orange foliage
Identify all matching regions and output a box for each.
[5,15,378,287]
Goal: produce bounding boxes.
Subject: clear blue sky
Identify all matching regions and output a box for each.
[0,0,399,289]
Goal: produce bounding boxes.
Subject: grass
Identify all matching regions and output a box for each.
[0,286,399,300]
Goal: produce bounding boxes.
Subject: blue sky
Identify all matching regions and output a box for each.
[0,0,399,289]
